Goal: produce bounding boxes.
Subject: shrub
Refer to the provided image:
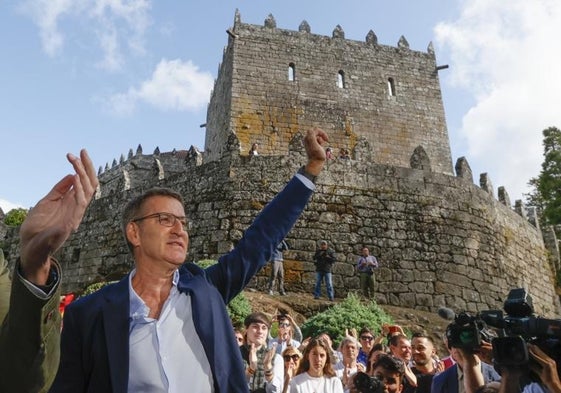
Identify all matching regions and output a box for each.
[4,208,28,226]
[82,280,116,296]
[301,293,393,347]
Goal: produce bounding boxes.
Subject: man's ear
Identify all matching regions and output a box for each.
[126,222,141,248]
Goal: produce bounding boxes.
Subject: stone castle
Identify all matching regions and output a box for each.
[3,11,560,316]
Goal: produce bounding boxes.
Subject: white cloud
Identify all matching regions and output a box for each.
[101,58,214,115]
[0,199,24,214]
[20,0,151,71]
[19,0,74,56]
[435,0,561,201]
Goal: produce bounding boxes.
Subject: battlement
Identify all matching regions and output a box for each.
[94,144,203,199]
[93,133,535,229]
[230,10,434,54]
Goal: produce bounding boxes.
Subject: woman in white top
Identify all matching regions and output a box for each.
[289,336,344,393]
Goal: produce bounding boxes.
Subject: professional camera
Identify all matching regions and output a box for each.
[353,372,384,393]
[445,311,494,353]
[479,288,561,368]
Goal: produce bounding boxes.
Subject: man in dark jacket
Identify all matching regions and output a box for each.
[50,128,329,393]
[313,240,336,300]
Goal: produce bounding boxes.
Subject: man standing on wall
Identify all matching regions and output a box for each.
[268,239,289,295]
[356,246,378,299]
[313,240,336,301]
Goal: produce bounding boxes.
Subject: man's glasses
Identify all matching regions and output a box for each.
[132,212,191,231]
[360,336,374,341]
[283,354,300,362]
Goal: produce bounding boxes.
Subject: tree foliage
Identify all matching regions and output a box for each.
[4,208,28,226]
[526,126,561,226]
[301,293,393,347]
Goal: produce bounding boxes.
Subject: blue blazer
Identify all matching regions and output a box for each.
[50,176,313,393]
[431,362,501,393]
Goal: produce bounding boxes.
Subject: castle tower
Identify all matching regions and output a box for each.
[204,11,453,175]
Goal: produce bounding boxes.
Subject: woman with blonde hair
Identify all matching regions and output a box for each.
[289,336,344,393]
[282,346,303,393]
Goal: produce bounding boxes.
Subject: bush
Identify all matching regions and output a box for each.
[301,293,393,347]
[196,259,252,325]
[81,280,117,296]
[4,208,28,226]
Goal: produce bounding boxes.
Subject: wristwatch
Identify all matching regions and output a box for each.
[297,165,317,183]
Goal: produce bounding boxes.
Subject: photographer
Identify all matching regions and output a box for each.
[431,321,500,393]
[479,288,561,393]
[496,343,561,393]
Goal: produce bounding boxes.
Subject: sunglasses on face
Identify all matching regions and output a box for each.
[284,354,300,362]
[360,336,374,341]
[279,323,291,328]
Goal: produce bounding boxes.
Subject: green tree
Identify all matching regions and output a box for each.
[526,126,561,226]
[4,208,28,226]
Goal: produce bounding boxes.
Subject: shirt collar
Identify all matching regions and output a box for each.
[128,268,180,320]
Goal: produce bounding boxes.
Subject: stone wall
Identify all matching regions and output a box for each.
[3,133,559,317]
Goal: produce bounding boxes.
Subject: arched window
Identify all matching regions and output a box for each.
[288,63,295,81]
[337,70,345,88]
[388,77,396,96]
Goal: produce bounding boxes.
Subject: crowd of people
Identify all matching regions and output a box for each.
[1,127,560,393]
[236,310,561,393]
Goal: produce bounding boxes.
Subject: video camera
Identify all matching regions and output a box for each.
[481,288,561,368]
[442,288,561,368]
[445,310,494,353]
[353,372,384,393]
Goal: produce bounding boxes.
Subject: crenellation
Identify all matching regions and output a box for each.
[479,173,494,197]
[455,157,473,183]
[366,30,378,46]
[299,20,310,33]
[332,25,345,39]
[527,206,541,232]
[398,35,410,49]
[498,186,511,207]
[515,199,528,219]
[410,146,431,171]
[427,41,434,55]
[264,14,276,28]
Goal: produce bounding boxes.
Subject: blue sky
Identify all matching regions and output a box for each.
[1,0,561,213]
